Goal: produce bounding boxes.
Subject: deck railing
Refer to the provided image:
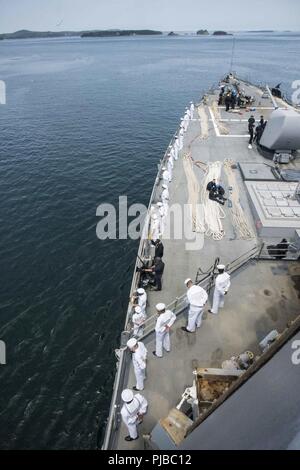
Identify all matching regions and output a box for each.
[102,243,261,449]
[101,118,190,450]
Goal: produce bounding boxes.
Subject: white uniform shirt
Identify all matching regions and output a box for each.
[121,394,148,425]
[162,170,171,183]
[132,342,147,371]
[187,285,208,307]
[155,310,176,334]
[215,272,231,295]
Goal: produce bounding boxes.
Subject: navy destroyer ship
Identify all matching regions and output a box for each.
[102,75,300,450]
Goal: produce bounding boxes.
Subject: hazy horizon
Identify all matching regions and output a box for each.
[1,0,300,34]
[2,28,300,34]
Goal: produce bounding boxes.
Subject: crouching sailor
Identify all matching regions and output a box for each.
[181,279,208,333]
[209,264,231,315]
[153,303,176,358]
[121,388,148,442]
[132,306,146,338]
[127,338,147,391]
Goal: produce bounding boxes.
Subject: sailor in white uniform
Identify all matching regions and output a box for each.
[162,167,171,184]
[168,152,174,170]
[121,389,148,441]
[209,265,231,315]
[127,338,147,391]
[153,303,176,358]
[179,126,184,150]
[170,146,176,163]
[174,136,180,159]
[181,279,208,333]
[157,202,166,235]
[183,108,190,131]
[190,101,195,119]
[161,184,169,216]
[150,213,161,241]
[167,155,173,180]
[182,114,187,132]
[132,306,146,338]
[136,287,147,314]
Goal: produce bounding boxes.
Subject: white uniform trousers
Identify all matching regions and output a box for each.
[187,305,204,332]
[127,421,138,439]
[211,289,225,315]
[133,325,144,338]
[155,330,171,357]
[134,366,145,391]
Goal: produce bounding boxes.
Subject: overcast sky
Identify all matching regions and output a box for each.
[1,0,300,33]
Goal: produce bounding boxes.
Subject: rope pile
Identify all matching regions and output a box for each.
[182,153,204,233]
[199,161,226,240]
[223,159,255,240]
[211,101,229,135]
[183,156,226,240]
[197,105,209,140]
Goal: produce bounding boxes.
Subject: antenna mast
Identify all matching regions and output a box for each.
[230,37,236,73]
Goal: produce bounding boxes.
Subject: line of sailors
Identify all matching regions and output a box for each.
[149,102,195,242]
[121,264,231,442]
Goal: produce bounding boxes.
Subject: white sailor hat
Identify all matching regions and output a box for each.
[152,214,158,220]
[162,184,168,189]
[162,167,167,171]
[156,303,166,312]
[121,389,134,403]
[184,278,193,286]
[217,264,226,270]
[137,288,145,295]
[157,202,163,207]
[127,338,138,349]
[135,306,142,314]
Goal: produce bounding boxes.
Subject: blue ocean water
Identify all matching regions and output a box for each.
[0,33,300,449]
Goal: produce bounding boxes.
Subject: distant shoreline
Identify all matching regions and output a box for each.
[0,29,299,41]
[0,29,163,40]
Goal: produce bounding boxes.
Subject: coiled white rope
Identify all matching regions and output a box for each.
[199,161,226,241]
[183,155,226,240]
[182,154,204,233]
[211,101,229,135]
[197,105,209,140]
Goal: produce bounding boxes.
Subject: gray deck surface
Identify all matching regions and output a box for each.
[179,331,300,450]
[113,80,300,450]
